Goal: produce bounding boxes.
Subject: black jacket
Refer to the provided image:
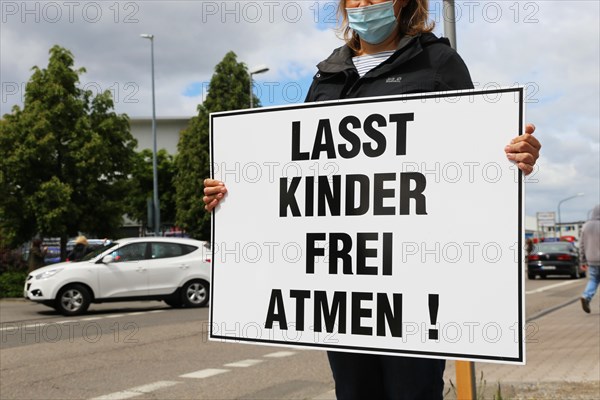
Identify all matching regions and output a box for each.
[305,33,474,102]
[67,243,88,261]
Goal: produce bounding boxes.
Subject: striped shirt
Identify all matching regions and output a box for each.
[352,50,396,78]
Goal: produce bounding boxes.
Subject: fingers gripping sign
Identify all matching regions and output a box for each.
[505,123,541,176]
[203,178,227,212]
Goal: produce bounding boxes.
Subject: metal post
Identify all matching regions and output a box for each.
[443,0,457,50]
[249,74,254,109]
[248,65,269,109]
[456,361,476,400]
[141,34,160,236]
[443,1,476,396]
[557,193,584,240]
[443,3,473,397]
[558,204,561,239]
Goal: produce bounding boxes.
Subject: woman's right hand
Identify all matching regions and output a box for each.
[203,179,227,212]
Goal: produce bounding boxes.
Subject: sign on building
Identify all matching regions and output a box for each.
[537,211,556,226]
[209,88,525,364]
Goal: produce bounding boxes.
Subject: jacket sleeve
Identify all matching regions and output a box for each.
[436,51,474,91]
[580,225,587,265]
[304,76,319,103]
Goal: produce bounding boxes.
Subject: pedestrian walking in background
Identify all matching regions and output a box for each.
[525,238,534,256]
[203,0,541,398]
[580,204,600,314]
[67,236,89,261]
[27,238,47,273]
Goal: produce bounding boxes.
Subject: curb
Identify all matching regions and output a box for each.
[526,296,580,322]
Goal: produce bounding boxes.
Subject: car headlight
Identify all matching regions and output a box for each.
[36,268,63,280]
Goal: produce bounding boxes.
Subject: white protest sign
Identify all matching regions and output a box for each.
[209,88,525,364]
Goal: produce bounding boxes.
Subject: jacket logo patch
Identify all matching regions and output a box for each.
[386,77,403,83]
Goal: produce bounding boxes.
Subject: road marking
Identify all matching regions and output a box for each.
[0,324,19,332]
[89,380,180,400]
[224,359,263,368]
[1,309,167,332]
[0,321,57,331]
[525,280,579,295]
[263,351,296,358]
[180,368,229,379]
[83,346,295,400]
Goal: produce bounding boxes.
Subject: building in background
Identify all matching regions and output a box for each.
[129,116,190,155]
[539,221,585,243]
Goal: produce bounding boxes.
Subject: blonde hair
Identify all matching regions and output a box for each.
[75,236,88,246]
[338,0,435,52]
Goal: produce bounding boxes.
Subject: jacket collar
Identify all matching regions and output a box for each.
[316,45,355,74]
[315,33,447,75]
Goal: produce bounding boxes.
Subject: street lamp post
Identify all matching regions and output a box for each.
[442,3,474,398]
[140,33,160,236]
[249,65,269,108]
[442,4,476,397]
[443,0,457,50]
[557,193,584,239]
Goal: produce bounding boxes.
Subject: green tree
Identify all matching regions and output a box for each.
[0,45,137,256]
[174,51,258,239]
[124,148,176,231]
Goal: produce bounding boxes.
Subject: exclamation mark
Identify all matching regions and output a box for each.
[428,294,439,340]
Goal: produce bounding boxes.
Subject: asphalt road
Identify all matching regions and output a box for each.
[0,276,589,400]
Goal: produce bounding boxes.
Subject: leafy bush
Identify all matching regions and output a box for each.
[0,246,27,273]
[0,271,27,298]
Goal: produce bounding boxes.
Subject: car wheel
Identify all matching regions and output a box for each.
[181,280,209,308]
[527,273,536,280]
[56,284,91,316]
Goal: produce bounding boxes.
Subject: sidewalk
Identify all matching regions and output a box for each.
[443,297,600,399]
[315,297,599,400]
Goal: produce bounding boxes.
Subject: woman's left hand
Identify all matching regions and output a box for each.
[505,123,541,176]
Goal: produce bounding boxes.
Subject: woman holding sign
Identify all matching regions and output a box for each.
[204,0,541,398]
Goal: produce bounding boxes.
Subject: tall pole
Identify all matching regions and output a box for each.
[443,0,457,50]
[141,34,160,236]
[557,193,584,239]
[249,65,269,109]
[249,73,254,109]
[443,2,474,397]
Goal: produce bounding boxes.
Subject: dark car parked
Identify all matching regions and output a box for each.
[527,242,586,279]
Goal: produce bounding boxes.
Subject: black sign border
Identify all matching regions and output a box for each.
[209,88,525,363]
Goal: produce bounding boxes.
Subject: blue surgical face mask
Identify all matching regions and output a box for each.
[346,1,398,45]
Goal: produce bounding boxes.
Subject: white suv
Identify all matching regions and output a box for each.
[24,237,211,316]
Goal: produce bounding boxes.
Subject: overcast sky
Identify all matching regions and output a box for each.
[1,0,598,223]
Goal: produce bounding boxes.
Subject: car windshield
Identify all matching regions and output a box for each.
[533,243,573,253]
[80,242,119,261]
